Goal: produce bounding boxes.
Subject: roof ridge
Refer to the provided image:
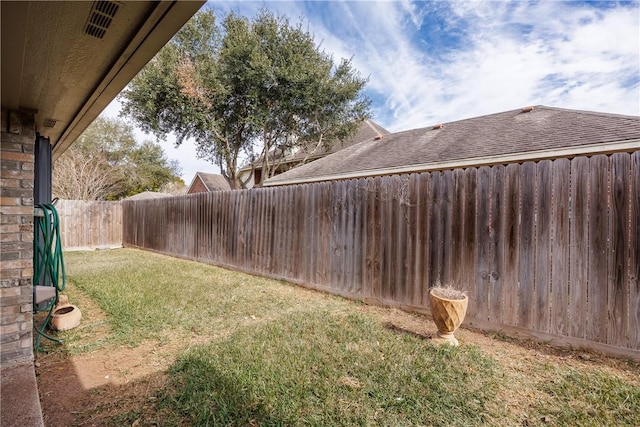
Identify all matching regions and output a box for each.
[363,119,383,137]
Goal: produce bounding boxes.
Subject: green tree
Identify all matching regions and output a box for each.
[119,8,371,188]
[53,117,182,200]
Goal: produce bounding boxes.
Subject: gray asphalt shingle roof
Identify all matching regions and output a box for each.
[240,119,390,172]
[265,106,640,186]
[195,173,231,192]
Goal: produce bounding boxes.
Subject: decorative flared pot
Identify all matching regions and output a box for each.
[428,287,468,346]
[51,304,82,331]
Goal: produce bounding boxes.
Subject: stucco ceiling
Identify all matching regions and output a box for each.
[1,1,204,160]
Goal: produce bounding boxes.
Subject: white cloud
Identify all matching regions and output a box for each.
[320,0,640,130]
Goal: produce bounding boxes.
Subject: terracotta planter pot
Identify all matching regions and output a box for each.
[428,287,468,346]
[51,303,82,331]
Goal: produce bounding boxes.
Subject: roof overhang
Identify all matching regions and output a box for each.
[264,139,640,186]
[1,1,204,161]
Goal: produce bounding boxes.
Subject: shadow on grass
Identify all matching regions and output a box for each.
[158,353,288,427]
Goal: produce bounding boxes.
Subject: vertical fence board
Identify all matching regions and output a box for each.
[417,173,431,306]
[461,168,477,317]
[441,170,454,286]
[373,177,383,301]
[404,174,419,305]
[570,156,589,339]
[476,166,492,321]
[630,151,640,350]
[588,155,609,343]
[450,169,465,290]
[551,159,570,336]
[607,153,630,347]
[535,160,552,333]
[363,178,375,299]
[489,165,505,324]
[393,177,407,302]
[351,180,362,296]
[380,176,393,300]
[428,171,443,287]
[519,162,536,329]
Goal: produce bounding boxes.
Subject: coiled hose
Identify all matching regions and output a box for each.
[33,202,66,350]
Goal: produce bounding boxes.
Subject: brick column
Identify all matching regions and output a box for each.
[1,108,36,366]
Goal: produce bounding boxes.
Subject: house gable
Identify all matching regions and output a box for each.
[188,175,209,194]
[187,172,231,194]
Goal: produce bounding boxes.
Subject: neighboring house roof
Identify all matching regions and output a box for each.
[239,119,390,173]
[187,172,231,193]
[125,191,172,200]
[264,106,640,186]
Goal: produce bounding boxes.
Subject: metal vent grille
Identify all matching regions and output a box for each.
[84,1,120,39]
[43,118,57,128]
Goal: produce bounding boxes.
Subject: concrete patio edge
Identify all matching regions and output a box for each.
[1,363,44,427]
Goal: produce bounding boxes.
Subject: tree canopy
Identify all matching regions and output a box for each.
[53,117,182,200]
[119,8,371,188]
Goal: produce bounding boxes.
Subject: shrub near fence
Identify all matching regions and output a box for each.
[123,153,639,359]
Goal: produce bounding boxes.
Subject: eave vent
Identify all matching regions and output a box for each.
[43,118,57,128]
[84,1,120,39]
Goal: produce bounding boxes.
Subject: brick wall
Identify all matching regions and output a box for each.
[1,108,36,366]
[187,176,207,194]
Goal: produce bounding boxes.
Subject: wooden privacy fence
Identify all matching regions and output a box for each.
[57,199,123,250]
[123,152,639,359]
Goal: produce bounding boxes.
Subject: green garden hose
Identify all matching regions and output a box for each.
[33,202,66,350]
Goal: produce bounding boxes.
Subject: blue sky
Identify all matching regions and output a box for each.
[105,0,640,184]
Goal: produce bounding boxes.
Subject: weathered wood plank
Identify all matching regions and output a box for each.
[417,172,431,306]
[404,174,419,305]
[428,171,443,287]
[489,165,505,324]
[535,160,552,333]
[450,169,465,289]
[551,158,570,336]
[475,166,492,321]
[393,176,407,302]
[607,153,630,347]
[363,178,375,299]
[441,170,454,286]
[353,179,366,295]
[569,157,591,338]
[630,151,640,350]
[461,168,477,317]
[381,176,394,300]
[372,177,383,301]
[519,162,536,329]
[588,155,609,343]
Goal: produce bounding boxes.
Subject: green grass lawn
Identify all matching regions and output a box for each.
[47,248,639,426]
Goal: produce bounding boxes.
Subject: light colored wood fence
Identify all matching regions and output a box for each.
[121,152,639,359]
[57,199,122,250]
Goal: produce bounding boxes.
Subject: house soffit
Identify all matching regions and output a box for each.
[1,1,204,159]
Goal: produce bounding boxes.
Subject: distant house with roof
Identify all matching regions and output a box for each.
[187,172,231,194]
[239,119,390,188]
[125,191,173,200]
[264,106,640,186]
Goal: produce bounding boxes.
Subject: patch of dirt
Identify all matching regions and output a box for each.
[36,301,639,426]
